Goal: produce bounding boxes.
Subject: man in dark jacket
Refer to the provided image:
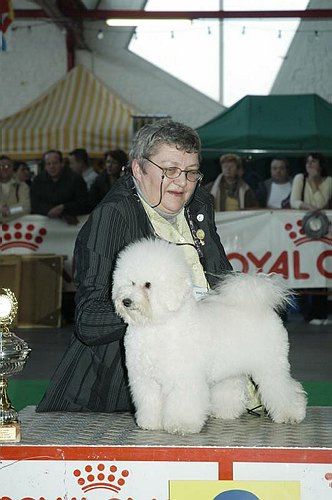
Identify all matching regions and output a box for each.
[31,150,90,224]
[36,120,232,413]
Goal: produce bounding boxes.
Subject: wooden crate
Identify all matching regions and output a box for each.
[0,255,21,327]
[0,254,63,328]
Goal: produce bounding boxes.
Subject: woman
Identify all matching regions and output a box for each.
[89,149,128,208]
[0,155,31,222]
[206,154,259,211]
[36,120,233,413]
[290,153,332,211]
[290,153,332,325]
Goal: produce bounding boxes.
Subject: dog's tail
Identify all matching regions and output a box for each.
[215,272,293,312]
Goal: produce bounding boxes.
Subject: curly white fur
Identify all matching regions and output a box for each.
[112,238,307,435]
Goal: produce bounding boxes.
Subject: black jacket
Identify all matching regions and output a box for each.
[37,174,232,413]
[89,171,119,210]
[31,166,90,216]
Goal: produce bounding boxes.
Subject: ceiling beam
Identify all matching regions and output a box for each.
[56,0,88,50]
[14,9,332,21]
[21,1,88,50]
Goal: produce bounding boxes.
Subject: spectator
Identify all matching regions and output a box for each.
[31,150,89,225]
[14,161,33,186]
[256,158,292,209]
[89,149,128,208]
[205,154,259,211]
[0,155,31,222]
[290,152,332,325]
[68,148,98,190]
[290,153,332,211]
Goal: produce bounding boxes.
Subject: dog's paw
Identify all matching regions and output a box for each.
[269,394,307,424]
[136,414,163,431]
[210,406,245,420]
[266,384,307,424]
[163,419,204,435]
[210,395,247,420]
[270,405,307,424]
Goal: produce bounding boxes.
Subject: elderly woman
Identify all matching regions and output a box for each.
[206,154,259,211]
[37,119,233,413]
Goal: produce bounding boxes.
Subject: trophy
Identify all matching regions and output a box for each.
[0,288,31,442]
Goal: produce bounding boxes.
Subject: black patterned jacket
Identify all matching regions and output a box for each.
[36,174,231,413]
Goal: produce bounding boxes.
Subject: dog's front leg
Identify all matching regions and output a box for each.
[162,379,209,435]
[130,375,163,431]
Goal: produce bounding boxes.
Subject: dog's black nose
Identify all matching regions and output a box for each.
[122,298,132,308]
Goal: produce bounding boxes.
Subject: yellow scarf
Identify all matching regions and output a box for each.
[140,197,208,290]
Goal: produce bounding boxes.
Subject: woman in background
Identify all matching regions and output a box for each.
[205,154,259,211]
[89,149,128,208]
[290,152,332,325]
[290,153,332,211]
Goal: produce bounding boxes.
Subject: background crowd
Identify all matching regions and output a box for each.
[0,148,128,225]
[1,146,331,326]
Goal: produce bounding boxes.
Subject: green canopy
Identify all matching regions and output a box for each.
[197,94,332,158]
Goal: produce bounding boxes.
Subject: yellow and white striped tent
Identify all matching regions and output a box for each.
[0,65,136,159]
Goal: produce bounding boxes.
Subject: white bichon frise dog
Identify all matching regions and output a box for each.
[112,238,307,435]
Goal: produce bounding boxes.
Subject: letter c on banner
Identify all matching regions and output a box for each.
[317,250,332,278]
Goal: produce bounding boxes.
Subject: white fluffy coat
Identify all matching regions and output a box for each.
[112,238,307,435]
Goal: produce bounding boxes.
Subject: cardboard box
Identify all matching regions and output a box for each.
[0,254,63,327]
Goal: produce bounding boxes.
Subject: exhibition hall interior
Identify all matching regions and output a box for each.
[1,1,332,498]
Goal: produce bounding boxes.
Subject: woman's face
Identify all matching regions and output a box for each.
[105,155,122,177]
[17,164,30,182]
[306,155,321,177]
[221,160,240,183]
[132,143,200,214]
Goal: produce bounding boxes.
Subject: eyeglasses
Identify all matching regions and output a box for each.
[0,164,12,169]
[143,157,203,182]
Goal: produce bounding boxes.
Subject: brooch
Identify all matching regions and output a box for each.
[196,229,205,245]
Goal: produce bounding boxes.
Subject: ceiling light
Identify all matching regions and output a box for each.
[105,19,192,28]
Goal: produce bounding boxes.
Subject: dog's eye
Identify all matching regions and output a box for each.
[145,282,151,289]
[131,281,135,286]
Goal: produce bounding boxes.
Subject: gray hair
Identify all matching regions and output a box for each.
[129,119,201,170]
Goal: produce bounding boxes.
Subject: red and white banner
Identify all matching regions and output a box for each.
[0,445,332,499]
[1,210,332,288]
[216,209,332,288]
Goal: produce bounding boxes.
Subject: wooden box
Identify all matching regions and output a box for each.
[0,254,63,328]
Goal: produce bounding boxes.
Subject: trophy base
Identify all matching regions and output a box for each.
[0,421,21,442]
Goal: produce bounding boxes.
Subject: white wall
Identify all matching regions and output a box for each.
[271,0,332,102]
[3,0,332,129]
[0,21,67,119]
[1,0,224,128]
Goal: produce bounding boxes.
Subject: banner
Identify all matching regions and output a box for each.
[216,209,332,288]
[1,210,332,288]
[1,215,88,291]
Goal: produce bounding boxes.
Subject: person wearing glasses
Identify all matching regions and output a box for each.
[37,119,232,413]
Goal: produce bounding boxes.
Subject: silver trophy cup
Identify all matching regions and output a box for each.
[0,288,31,442]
